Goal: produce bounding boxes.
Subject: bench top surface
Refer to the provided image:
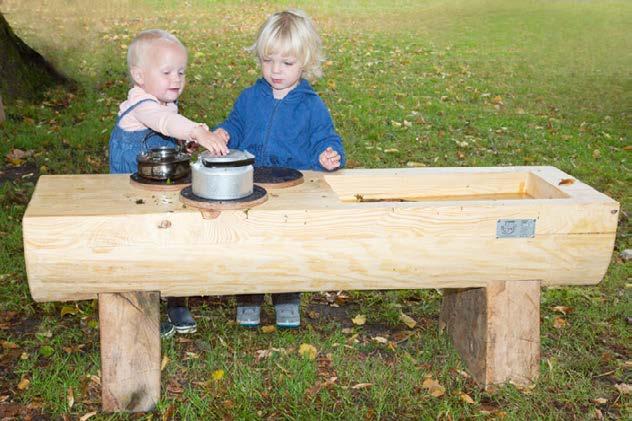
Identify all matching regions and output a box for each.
[24,166,616,218]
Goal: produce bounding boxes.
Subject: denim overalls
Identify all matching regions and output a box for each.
[108,98,179,173]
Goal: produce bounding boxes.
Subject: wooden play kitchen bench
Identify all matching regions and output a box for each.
[22,166,619,412]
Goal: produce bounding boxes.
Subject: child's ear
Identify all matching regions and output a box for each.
[130,66,144,85]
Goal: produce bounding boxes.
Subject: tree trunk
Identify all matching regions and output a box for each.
[0,12,71,101]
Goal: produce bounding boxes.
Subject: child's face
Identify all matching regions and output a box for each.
[260,51,303,99]
[133,41,187,104]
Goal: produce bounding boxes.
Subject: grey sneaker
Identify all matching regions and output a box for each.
[236,305,260,327]
[160,321,176,339]
[167,306,197,334]
[275,303,300,328]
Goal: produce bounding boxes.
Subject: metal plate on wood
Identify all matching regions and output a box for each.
[496,219,536,238]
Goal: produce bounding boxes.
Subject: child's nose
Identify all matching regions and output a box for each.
[272,62,281,73]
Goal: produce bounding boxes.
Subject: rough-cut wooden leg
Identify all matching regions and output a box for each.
[440,280,540,389]
[99,292,160,412]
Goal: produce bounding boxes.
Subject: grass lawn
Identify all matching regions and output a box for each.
[0,0,630,419]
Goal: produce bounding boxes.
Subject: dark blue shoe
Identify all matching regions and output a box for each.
[167,306,197,334]
[160,321,176,339]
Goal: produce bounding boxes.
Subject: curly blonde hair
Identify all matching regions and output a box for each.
[250,9,324,82]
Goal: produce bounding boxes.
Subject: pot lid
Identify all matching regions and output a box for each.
[200,149,255,168]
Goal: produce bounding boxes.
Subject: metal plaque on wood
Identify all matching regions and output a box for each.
[496,219,536,238]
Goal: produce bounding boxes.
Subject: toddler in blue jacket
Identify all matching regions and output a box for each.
[214,9,346,328]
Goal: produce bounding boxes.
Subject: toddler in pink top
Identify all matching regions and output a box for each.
[109,29,228,337]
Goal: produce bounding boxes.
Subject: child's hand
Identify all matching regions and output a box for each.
[319,147,341,170]
[191,126,229,156]
[213,128,230,144]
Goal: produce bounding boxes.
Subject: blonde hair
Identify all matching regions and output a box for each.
[127,29,187,75]
[250,9,324,82]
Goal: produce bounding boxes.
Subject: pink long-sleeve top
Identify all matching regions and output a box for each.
[117,87,207,141]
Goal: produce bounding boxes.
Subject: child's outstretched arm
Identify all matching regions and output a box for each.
[309,98,346,171]
[131,99,208,144]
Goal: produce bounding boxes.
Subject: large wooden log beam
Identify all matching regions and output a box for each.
[440,281,541,388]
[99,291,160,412]
[23,167,619,302]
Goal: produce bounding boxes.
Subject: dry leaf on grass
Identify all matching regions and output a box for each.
[17,377,30,391]
[351,383,373,389]
[552,316,567,329]
[460,392,475,404]
[299,343,318,360]
[60,305,79,317]
[552,306,574,315]
[399,313,417,328]
[351,314,366,325]
[67,386,74,409]
[615,383,631,395]
[1,340,18,349]
[79,413,97,421]
[261,325,276,333]
[161,355,169,371]
[421,377,445,397]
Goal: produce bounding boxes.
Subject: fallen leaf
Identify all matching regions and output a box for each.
[372,336,388,344]
[79,412,97,421]
[60,305,79,317]
[352,314,366,325]
[341,328,354,334]
[552,316,567,329]
[421,377,445,397]
[261,325,276,334]
[299,343,318,360]
[592,397,608,404]
[552,306,574,315]
[460,392,475,404]
[558,178,575,185]
[17,377,30,390]
[592,149,601,159]
[161,355,169,371]
[212,369,224,381]
[399,313,417,328]
[67,386,74,409]
[491,95,503,105]
[406,161,425,167]
[184,351,199,359]
[351,383,373,389]
[615,383,631,395]
[1,340,18,349]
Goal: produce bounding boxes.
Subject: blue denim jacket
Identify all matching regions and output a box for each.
[218,78,346,170]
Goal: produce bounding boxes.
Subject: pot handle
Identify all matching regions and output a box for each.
[201,157,255,168]
[140,130,178,153]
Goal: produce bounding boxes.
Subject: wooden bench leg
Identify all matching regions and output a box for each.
[99,292,161,412]
[439,280,540,389]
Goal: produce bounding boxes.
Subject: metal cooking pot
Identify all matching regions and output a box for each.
[191,149,255,200]
[137,146,191,181]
